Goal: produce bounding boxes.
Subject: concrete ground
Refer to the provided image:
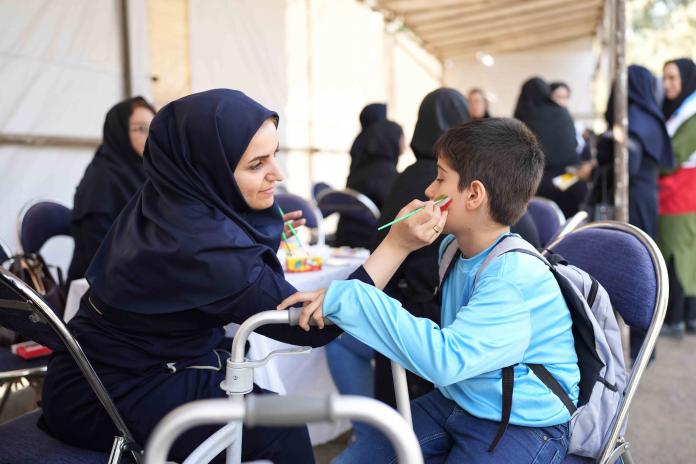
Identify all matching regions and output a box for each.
[2,335,694,463]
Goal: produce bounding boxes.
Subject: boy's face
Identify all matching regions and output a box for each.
[425,156,481,234]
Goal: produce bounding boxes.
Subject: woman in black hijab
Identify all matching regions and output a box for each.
[335,119,403,248]
[599,65,675,356]
[67,97,156,283]
[515,77,593,217]
[371,88,470,406]
[41,89,370,463]
[349,103,387,171]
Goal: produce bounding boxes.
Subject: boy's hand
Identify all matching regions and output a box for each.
[386,199,448,252]
[277,289,328,331]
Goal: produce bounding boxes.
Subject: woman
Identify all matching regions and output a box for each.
[514,77,593,217]
[335,119,404,248]
[659,58,696,336]
[371,88,471,406]
[467,88,490,119]
[348,103,387,171]
[600,65,675,355]
[67,97,156,283]
[40,89,367,463]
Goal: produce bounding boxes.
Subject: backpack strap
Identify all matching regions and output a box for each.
[528,364,577,415]
[473,235,549,289]
[435,238,461,302]
[489,365,515,452]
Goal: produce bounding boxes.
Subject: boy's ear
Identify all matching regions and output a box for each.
[466,180,487,210]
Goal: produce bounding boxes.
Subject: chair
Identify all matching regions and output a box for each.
[17,200,72,254]
[0,266,141,463]
[527,196,565,247]
[545,210,589,249]
[0,238,47,418]
[316,188,380,226]
[546,221,668,464]
[312,182,331,201]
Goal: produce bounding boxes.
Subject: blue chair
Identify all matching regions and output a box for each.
[17,200,72,254]
[528,196,565,247]
[0,267,141,463]
[312,182,331,201]
[547,221,668,464]
[316,188,380,226]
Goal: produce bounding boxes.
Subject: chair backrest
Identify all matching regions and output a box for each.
[544,211,588,249]
[275,193,320,229]
[17,200,72,254]
[312,182,331,201]
[0,266,140,454]
[316,188,380,226]
[547,221,668,463]
[527,197,565,246]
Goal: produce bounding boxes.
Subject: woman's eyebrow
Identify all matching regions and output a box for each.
[248,154,270,164]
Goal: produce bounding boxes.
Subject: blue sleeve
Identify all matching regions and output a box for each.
[323,276,532,386]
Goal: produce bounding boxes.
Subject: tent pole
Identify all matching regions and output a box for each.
[119,0,133,98]
[612,0,628,222]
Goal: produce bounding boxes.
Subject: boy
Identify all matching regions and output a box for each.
[279,118,580,463]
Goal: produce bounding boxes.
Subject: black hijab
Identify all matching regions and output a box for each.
[349,103,387,165]
[410,88,470,160]
[606,65,674,168]
[86,89,284,314]
[663,58,696,120]
[72,97,155,221]
[514,77,578,169]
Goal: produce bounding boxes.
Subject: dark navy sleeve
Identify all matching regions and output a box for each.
[346,265,375,286]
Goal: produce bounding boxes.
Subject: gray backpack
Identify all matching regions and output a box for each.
[438,235,627,459]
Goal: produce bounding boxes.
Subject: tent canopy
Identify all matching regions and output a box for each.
[373,0,605,58]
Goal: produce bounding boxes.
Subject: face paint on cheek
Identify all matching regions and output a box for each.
[439,198,453,211]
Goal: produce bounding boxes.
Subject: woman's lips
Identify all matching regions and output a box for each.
[260,187,275,196]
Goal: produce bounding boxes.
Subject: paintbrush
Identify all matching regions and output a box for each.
[377,195,451,231]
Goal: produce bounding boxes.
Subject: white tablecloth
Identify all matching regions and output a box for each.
[64,252,365,445]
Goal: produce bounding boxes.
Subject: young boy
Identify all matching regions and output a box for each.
[279,118,580,463]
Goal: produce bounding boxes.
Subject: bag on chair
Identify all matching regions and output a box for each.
[438,235,627,458]
[5,253,66,317]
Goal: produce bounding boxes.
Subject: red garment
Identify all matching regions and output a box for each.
[659,167,696,215]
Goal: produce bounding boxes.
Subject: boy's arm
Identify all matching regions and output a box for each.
[323,276,532,386]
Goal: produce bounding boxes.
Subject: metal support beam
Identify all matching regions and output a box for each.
[612,0,629,222]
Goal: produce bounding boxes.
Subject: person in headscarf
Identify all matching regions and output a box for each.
[40,89,372,463]
[514,77,594,217]
[369,88,470,407]
[467,88,490,119]
[550,81,591,160]
[67,97,156,283]
[598,65,675,355]
[335,119,404,248]
[348,103,387,171]
[659,58,696,336]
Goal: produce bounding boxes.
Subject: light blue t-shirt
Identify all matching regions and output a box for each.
[324,233,580,427]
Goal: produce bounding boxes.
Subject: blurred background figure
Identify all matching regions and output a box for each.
[595,65,674,357]
[67,97,156,283]
[467,88,490,119]
[515,77,594,217]
[659,58,696,337]
[334,119,403,249]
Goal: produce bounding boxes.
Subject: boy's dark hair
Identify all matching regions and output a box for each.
[433,118,544,225]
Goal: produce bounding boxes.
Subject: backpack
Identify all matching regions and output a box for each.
[438,235,627,459]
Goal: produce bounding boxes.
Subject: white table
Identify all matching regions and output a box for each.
[64,249,367,445]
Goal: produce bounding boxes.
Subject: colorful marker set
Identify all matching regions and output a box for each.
[377,195,452,231]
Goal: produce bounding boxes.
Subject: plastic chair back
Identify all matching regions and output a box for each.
[17,200,72,254]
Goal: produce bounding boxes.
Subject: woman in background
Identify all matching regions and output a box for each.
[67,97,156,282]
[335,119,404,249]
[659,58,696,336]
[467,88,490,119]
[515,77,593,217]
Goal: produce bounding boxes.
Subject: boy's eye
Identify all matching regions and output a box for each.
[436,178,444,183]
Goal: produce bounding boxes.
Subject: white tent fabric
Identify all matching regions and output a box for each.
[0,0,151,270]
[189,0,442,197]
